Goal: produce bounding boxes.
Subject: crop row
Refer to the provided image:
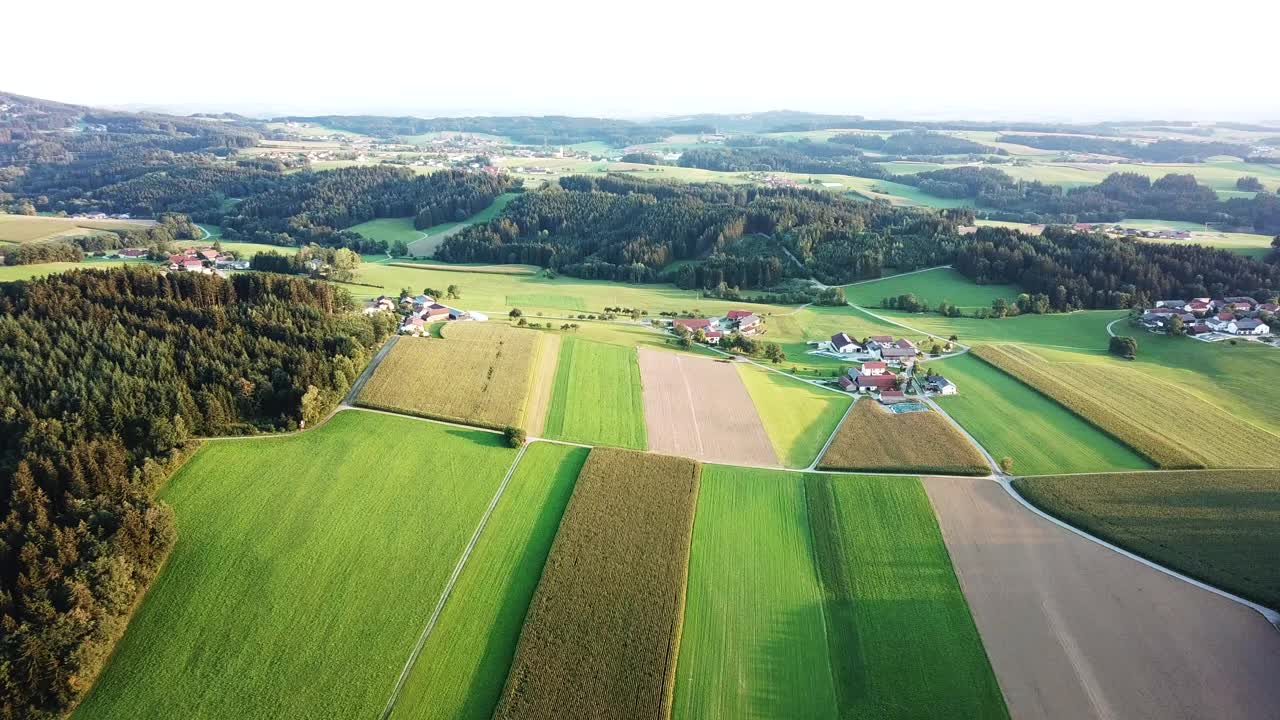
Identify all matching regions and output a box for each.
[493,447,701,720]
[817,400,990,475]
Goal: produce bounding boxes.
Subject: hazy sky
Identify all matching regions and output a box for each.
[8,0,1277,121]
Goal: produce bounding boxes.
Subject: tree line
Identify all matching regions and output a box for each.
[0,266,397,718]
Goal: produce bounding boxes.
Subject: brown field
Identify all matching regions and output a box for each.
[494,448,700,720]
[0,214,154,244]
[817,399,990,475]
[924,477,1280,720]
[523,333,560,435]
[637,348,778,466]
[973,344,1280,468]
[355,322,537,429]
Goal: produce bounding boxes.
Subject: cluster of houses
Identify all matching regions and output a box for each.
[834,354,958,404]
[364,293,485,336]
[1073,222,1193,240]
[164,247,250,273]
[1139,296,1275,338]
[824,333,922,367]
[670,310,763,344]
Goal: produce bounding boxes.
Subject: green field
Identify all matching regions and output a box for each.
[843,267,1020,310]
[805,473,1008,719]
[542,337,646,448]
[876,308,1125,351]
[0,213,152,243]
[0,260,130,282]
[736,364,852,467]
[930,353,1151,476]
[349,193,519,256]
[1015,470,1280,609]
[349,216,428,244]
[673,466,839,719]
[74,410,518,720]
[391,442,589,720]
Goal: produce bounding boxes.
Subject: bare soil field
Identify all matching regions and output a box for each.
[636,349,777,466]
[524,333,560,435]
[922,477,1280,720]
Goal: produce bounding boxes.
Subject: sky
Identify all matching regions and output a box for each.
[7,0,1277,122]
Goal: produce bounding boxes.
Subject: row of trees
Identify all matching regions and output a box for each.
[0,266,397,718]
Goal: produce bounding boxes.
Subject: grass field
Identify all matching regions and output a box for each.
[736,364,852,467]
[1015,470,1280,609]
[930,353,1152,476]
[842,267,1020,310]
[494,448,700,720]
[543,337,646,448]
[974,344,1280,469]
[349,193,518,256]
[673,466,839,719]
[349,216,428,244]
[817,399,990,475]
[357,325,539,429]
[0,213,152,243]
[875,308,1125,352]
[73,410,517,720]
[0,261,129,282]
[805,473,1008,719]
[390,442,589,720]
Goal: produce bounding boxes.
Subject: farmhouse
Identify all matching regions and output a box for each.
[673,318,713,332]
[830,332,861,354]
[858,361,888,376]
[837,375,855,391]
[893,338,916,350]
[925,374,958,395]
[736,314,762,335]
[855,374,896,393]
[1228,318,1269,336]
[879,390,908,405]
[423,303,453,321]
[400,316,426,335]
[880,346,918,367]
[117,248,148,258]
[704,330,723,344]
[1221,296,1258,311]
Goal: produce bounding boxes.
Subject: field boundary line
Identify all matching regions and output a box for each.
[806,396,860,471]
[996,477,1280,630]
[378,441,531,720]
[923,395,1002,476]
[345,335,399,405]
[835,264,954,288]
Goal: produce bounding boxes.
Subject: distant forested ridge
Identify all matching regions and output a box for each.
[273,114,669,146]
[828,130,1002,156]
[676,140,889,177]
[435,174,969,286]
[995,134,1258,162]
[0,266,396,719]
[220,166,519,251]
[895,167,1280,234]
[954,225,1280,310]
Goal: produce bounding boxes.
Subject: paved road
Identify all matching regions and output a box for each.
[923,476,1280,720]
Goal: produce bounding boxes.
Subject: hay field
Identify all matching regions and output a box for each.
[736,364,852,468]
[493,448,700,720]
[817,400,990,475]
[356,323,538,429]
[0,213,152,243]
[543,337,646,448]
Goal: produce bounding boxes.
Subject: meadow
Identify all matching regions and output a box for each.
[0,213,152,243]
[804,473,1008,719]
[493,448,700,720]
[842,266,1019,310]
[930,353,1151,476]
[390,443,590,720]
[0,261,128,282]
[673,466,839,719]
[816,399,990,475]
[357,325,539,429]
[1015,470,1280,609]
[73,410,518,720]
[974,344,1280,468]
[542,337,646,448]
[347,192,518,256]
[736,364,852,467]
[874,307,1125,352]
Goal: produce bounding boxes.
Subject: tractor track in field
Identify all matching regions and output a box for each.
[378,442,531,720]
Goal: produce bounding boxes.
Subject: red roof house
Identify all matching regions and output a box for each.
[725,310,753,320]
[869,335,893,344]
[673,318,713,331]
[880,390,908,404]
[860,361,888,376]
[855,374,896,392]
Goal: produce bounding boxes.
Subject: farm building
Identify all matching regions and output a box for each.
[880,347,918,367]
[857,362,888,377]
[673,318,713,332]
[838,376,855,391]
[925,374,957,395]
[855,374,896,393]
[830,332,860,354]
[725,310,753,321]
[1228,319,1269,336]
[879,390,908,405]
[735,314,762,335]
[1260,302,1279,314]
[893,338,916,350]
[705,330,723,344]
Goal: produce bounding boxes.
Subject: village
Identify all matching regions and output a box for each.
[1137,295,1276,343]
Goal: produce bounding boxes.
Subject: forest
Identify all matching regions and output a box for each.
[827,129,1001,156]
[953,225,1280,310]
[995,134,1260,162]
[0,266,397,719]
[895,167,1280,234]
[434,174,971,286]
[272,114,672,146]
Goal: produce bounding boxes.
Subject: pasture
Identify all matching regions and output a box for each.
[736,364,852,468]
[974,344,1280,468]
[390,442,589,720]
[357,324,539,429]
[0,213,152,243]
[931,353,1152,476]
[637,350,777,466]
[874,308,1125,352]
[493,448,700,720]
[1014,470,1280,610]
[805,473,1008,719]
[73,410,517,720]
[543,337,646,448]
[0,261,128,282]
[349,216,428,245]
[842,266,1019,310]
[817,399,990,475]
[673,466,839,719]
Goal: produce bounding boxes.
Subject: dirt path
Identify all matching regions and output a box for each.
[922,476,1280,720]
[523,333,560,436]
[637,348,778,466]
[345,335,399,405]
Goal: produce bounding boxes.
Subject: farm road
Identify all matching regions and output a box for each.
[344,335,399,406]
[923,476,1280,720]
